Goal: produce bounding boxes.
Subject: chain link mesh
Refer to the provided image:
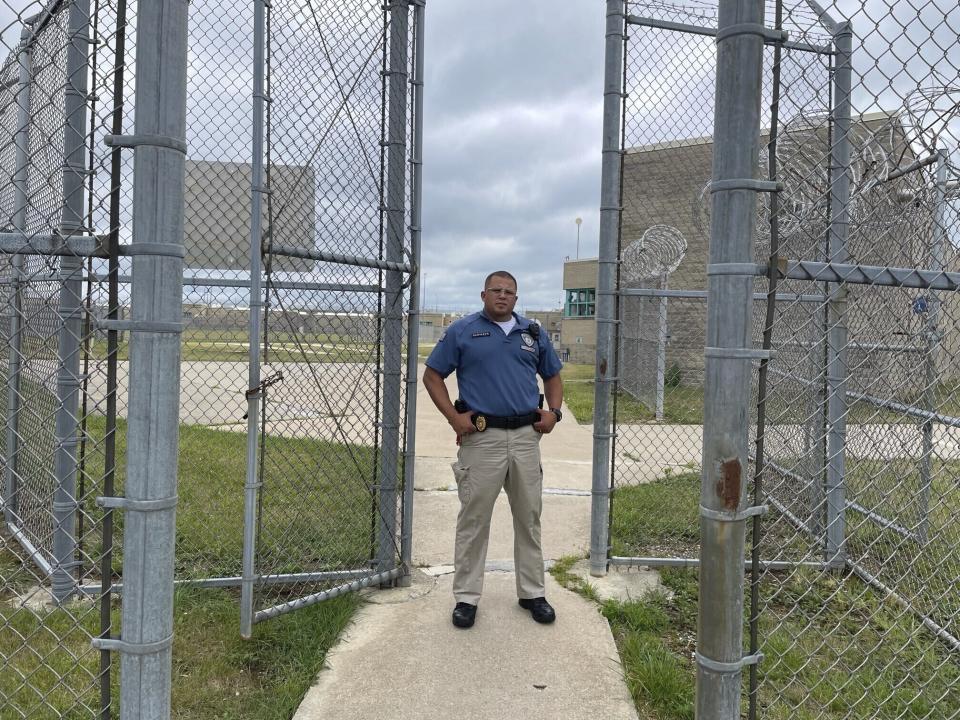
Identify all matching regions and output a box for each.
[0,0,129,715]
[247,0,415,619]
[611,0,960,715]
[0,0,420,713]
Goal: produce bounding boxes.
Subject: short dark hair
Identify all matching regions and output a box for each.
[484,270,517,290]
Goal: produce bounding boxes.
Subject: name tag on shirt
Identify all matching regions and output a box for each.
[472,331,491,337]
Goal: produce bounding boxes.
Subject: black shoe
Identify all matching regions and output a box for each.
[452,602,477,628]
[518,597,556,624]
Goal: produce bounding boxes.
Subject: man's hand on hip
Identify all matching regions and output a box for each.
[450,411,476,436]
[533,408,557,434]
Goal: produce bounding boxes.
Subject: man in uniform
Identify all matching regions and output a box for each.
[422,270,564,629]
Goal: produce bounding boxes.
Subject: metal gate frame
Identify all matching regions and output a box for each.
[590,0,839,578]
[238,0,425,635]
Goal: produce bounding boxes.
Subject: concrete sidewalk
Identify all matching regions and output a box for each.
[293,366,640,720]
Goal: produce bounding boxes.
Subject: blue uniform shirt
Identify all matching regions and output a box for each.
[426,311,563,417]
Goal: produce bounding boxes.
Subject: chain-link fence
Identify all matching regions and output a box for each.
[594,0,960,716]
[0,0,422,715]
[0,0,128,715]
[246,0,422,627]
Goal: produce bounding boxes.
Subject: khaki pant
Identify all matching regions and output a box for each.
[450,424,544,605]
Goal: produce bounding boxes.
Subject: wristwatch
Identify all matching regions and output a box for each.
[549,408,562,423]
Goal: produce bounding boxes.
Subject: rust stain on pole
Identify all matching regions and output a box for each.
[599,358,607,376]
[716,457,741,511]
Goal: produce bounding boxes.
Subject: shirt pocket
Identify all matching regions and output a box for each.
[450,461,471,504]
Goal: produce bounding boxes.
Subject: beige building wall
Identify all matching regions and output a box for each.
[560,258,599,364]
[418,311,461,343]
[526,309,563,344]
[555,112,951,382]
[617,111,949,391]
[564,258,599,291]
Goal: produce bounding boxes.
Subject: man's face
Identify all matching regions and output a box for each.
[481,276,518,321]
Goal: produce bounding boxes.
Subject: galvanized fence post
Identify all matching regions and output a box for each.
[696,0,766,716]
[108,0,188,713]
[655,273,667,420]
[240,0,269,640]
[400,0,426,586]
[824,18,852,567]
[377,0,409,576]
[51,0,92,605]
[3,30,33,527]
[590,0,625,578]
[919,148,948,543]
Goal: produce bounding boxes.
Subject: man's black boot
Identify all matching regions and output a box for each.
[452,602,477,628]
[518,597,556,624]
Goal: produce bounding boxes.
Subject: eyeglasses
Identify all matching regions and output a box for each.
[485,288,516,297]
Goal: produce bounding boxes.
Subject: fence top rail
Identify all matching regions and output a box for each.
[625,13,834,54]
[738,260,960,290]
[22,0,68,47]
[269,244,414,275]
[781,260,960,290]
[0,232,108,257]
[616,287,826,302]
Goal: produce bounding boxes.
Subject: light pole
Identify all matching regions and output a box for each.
[421,271,427,312]
[575,217,582,259]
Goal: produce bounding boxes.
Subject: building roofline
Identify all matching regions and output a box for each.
[624,109,901,155]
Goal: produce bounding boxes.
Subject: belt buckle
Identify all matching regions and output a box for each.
[474,414,487,432]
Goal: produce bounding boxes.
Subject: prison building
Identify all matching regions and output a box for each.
[184,159,316,272]
[611,110,952,409]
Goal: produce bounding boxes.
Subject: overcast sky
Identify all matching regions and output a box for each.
[418,0,960,313]
[0,0,954,315]
[420,1,607,313]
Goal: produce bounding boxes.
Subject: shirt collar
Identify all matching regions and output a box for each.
[479,310,527,328]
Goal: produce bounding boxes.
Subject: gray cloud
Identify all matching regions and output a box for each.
[420,0,960,312]
[421,0,606,311]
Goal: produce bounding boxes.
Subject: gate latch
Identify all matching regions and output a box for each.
[245,370,284,400]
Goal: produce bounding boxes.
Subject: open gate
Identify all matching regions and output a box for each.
[238,0,424,634]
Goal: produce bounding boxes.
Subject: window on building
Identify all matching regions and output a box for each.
[565,288,595,317]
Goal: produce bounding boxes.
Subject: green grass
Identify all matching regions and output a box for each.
[842,458,960,633]
[583,464,960,719]
[1,414,377,718]
[550,557,695,720]
[608,459,960,629]
[0,576,360,719]
[88,327,389,363]
[602,596,695,720]
[72,416,377,580]
[562,363,706,425]
[168,587,359,719]
[560,362,960,426]
[553,555,960,720]
[610,471,701,558]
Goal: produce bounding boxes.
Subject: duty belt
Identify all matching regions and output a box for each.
[471,411,539,432]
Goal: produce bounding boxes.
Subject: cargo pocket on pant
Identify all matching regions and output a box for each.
[451,462,470,504]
